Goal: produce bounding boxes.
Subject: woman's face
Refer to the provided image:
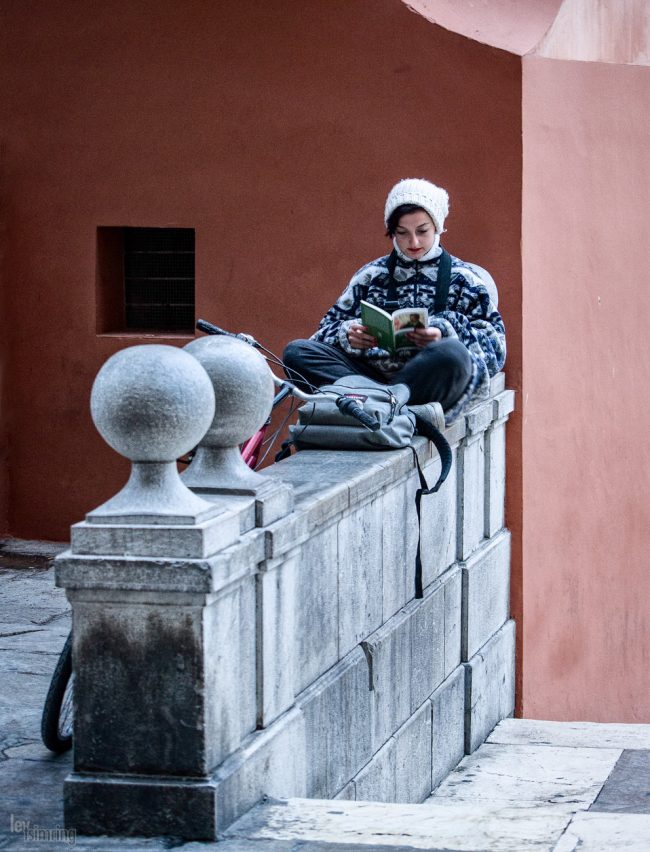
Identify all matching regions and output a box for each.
[394,210,436,259]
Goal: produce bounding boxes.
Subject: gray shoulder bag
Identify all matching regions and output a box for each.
[289,375,415,450]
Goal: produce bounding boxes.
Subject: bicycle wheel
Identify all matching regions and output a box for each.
[41,631,74,753]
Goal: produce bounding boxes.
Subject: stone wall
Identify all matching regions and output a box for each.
[57,372,514,839]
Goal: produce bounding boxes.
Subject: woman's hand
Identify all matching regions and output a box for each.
[347,323,378,350]
[406,326,442,348]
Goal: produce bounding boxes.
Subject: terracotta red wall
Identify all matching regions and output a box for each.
[521,56,650,721]
[0,240,7,535]
[0,0,521,541]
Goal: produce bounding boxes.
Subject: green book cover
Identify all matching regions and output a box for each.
[360,301,428,354]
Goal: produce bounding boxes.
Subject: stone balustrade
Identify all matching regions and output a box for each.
[55,340,515,840]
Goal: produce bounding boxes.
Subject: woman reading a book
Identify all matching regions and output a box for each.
[283,178,506,425]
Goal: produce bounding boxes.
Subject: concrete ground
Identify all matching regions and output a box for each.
[1,544,649,851]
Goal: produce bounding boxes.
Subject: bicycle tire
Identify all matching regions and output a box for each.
[41,631,74,753]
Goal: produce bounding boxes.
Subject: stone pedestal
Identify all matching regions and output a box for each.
[57,538,259,839]
[198,476,294,529]
[182,335,294,527]
[57,342,280,839]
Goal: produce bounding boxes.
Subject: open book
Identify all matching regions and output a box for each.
[360,301,428,354]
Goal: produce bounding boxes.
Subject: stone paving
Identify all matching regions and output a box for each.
[1,549,649,850]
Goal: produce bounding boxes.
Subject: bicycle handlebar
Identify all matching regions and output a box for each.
[276,381,380,431]
[199,320,381,433]
[196,319,258,347]
[196,318,232,336]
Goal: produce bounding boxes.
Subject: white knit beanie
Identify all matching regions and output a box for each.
[384,178,449,234]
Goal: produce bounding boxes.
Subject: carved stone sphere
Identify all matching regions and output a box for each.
[183,335,274,447]
[90,344,215,462]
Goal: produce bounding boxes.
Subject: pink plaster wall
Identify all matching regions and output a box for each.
[403,0,562,54]
[536,0,650,65]
[522,56,650,721]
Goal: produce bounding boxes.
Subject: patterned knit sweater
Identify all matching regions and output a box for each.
[310,249,506,424]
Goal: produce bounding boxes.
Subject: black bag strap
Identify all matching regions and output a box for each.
[385,248,452,315]
[434,248,452,313]
[411,414,453,599]
[384,250,399,313]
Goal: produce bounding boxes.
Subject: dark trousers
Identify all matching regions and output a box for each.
[283,338,472,409]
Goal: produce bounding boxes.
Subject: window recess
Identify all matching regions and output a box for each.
[96,226,195,334]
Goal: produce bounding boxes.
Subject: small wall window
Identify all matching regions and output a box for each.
[96,227,195,334]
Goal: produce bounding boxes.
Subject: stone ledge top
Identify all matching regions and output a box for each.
[55,528,265,594]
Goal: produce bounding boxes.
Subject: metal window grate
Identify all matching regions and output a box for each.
[124,228,195,332]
